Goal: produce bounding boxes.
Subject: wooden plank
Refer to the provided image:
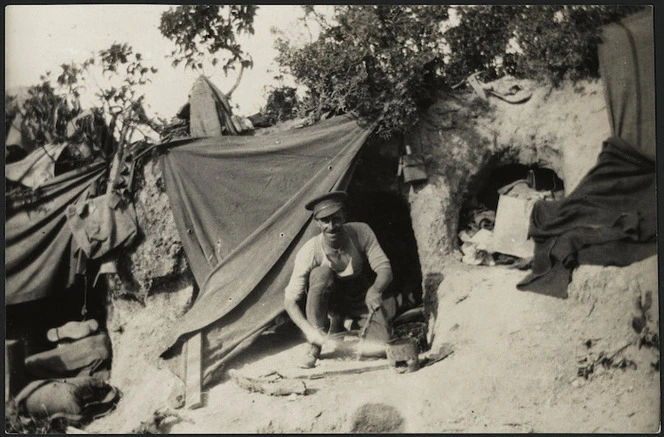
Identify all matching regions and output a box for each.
[185,333,203,409]
[491,194,536,259]
[5,339,26,403]
[466,73,488,101]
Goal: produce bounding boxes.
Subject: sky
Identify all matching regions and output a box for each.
[5,5,320,121]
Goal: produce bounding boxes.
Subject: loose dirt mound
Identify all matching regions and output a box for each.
[349,403,405,433]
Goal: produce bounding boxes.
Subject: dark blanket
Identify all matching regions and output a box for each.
[158,115,375,384]
[517,137,656,298]
[517,9,656,299]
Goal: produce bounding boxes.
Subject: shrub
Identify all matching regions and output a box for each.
[273,5,645,137]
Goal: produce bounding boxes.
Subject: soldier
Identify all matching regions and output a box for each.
[284,191,394,368]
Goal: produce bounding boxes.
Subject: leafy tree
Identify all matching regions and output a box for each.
[510,5,645,83]
[274,5,644,137]
[96,42,162,147]
[443,6,520,84]
[275,5,449,137]
[6,42,162,161]
[260,82,301,125]
[159,5,257,75]
[17,77,82,149]
[445,5,645,85]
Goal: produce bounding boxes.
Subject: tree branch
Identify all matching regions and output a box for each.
[226,63,245,97]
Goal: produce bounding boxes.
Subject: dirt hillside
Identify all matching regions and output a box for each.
[86,78,659,433]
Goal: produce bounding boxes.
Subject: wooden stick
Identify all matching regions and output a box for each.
[185,333,203,409]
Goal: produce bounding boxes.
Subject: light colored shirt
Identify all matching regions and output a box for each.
[284,222,391,301]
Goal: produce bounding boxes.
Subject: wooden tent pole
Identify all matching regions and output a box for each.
[184,333,203,409]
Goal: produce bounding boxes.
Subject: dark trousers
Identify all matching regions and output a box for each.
[305,266,394,343]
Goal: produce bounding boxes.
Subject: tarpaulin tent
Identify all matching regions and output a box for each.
[6,162,106,305]
[517,9,656,298]
[158,115,376,386]
[6,138,141,364]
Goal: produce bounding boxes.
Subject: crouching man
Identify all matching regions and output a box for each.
[284,191,395,368]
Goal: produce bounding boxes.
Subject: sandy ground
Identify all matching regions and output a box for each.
[101,257,659,434]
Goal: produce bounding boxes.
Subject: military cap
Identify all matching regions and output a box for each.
[305,191,348,219]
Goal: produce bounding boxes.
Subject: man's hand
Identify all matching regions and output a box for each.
[365,288,382,312]
[305,327,327,346]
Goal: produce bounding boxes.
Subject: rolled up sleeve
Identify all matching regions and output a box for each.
[284,239,316,301]
[358,223,392,275]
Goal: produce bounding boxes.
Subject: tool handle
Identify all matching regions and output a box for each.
[358,306,378,340]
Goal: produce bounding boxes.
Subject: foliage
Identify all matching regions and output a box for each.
[274,5,644,137]
[16,77,82,148]
[445,5,646,85]
[275,5,449,137]
[511,5,645,83]
[5,399,68,434]
[443,6,520,84]
[96,42,163,146]
[6,42,162,160]
[260,82,302,125]
[159,5,257,74]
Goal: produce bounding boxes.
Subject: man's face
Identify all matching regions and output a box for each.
[315,209,346,243]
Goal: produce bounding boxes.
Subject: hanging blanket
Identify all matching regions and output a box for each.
[597,9,655,161]
[517,137,656,298]
[158,115,375,385]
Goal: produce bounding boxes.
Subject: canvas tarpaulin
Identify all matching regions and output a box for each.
[189,76,240,137]
[5,143,70,188]
[159,115,375,384]
[6,162,105,305]
[597,9,655,161]
[517,10,656,298]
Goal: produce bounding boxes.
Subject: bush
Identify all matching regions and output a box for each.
[275,5,449,137]
[260,85,301,125]
[273,5,645,137]
[444,5,645,85]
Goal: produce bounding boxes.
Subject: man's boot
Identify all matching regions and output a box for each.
[297,343,321,369]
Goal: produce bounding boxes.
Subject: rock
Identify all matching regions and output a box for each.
[90,157,196,433]
[349,403,405,433]
[109,158,191,302]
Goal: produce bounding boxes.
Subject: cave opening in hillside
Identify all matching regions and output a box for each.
[345,136,424,312]
[456,160,564,266]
